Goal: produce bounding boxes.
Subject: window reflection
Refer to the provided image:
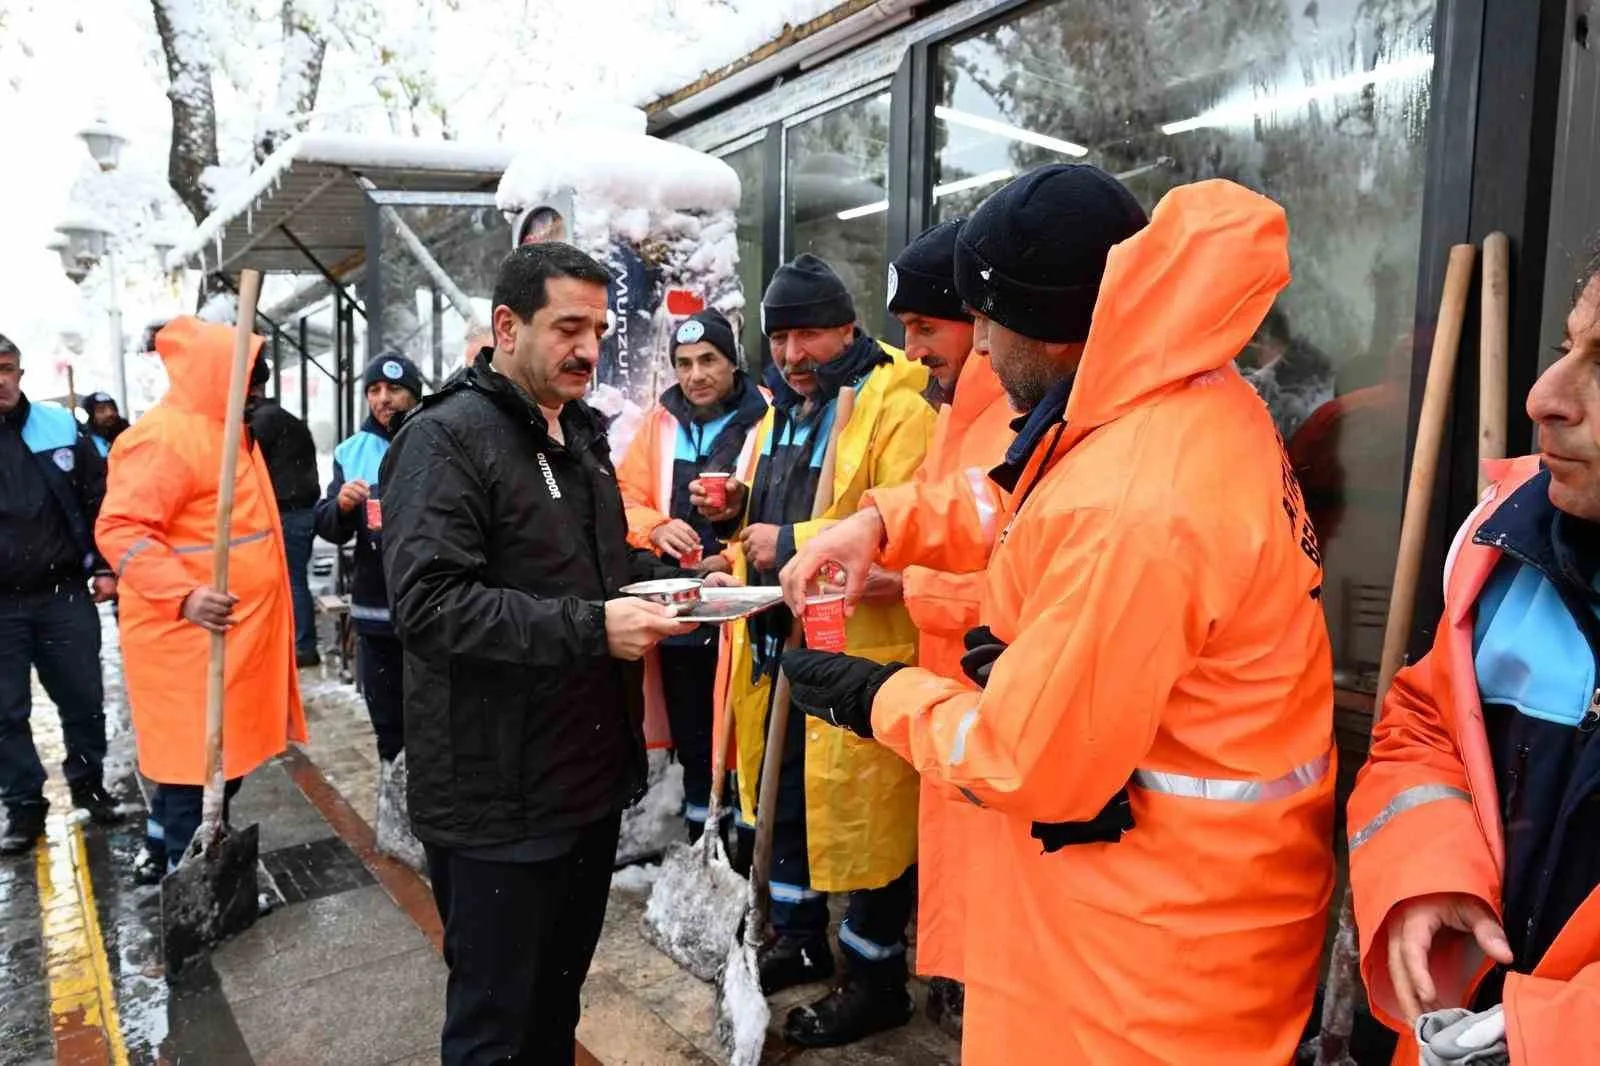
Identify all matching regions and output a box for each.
[719,140,768,372]
[785,92,893,335]
[934,0,1436,693]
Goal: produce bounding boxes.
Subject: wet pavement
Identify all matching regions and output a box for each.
[1,605,960,1066]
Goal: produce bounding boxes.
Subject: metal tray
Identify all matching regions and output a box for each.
[680,586,787,623]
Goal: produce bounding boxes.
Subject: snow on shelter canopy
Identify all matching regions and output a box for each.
[166,133,517,277]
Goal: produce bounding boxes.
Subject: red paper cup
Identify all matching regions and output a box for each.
[679,545,702,568]
[365,498,382,531]
[803,594,848,652]
[698,472,731,510]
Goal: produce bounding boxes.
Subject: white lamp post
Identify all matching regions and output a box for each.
[77,119,127,173]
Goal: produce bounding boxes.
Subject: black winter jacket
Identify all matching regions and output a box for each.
[313,415,395,634]
[248,398,320,510]
[380,354,683,848]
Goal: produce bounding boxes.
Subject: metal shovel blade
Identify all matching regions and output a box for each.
[160,821,260,976]
[641,832,748,982]
[715,929,769,1066]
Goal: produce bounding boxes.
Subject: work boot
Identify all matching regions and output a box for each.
[783,969,915,1047]
[375,754,425,873]
[926,976,965,1039]
[296,649,322,669]
[758,933,834,994]
[0,804,48,856]
[68,779,124,825]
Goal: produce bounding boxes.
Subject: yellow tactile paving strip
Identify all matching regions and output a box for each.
[34,816,129,1066]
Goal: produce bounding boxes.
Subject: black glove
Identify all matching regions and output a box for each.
[961,625,1008,688]
[782,649,904,740]
[1031,788,1136,853]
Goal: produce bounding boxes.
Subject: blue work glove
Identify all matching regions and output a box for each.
[782,649,904,740]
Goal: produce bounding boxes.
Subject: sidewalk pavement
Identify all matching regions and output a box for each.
[0,608,961,1065]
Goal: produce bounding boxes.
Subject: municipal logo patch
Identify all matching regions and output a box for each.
[52,447,74,472]
[676,319,705,344]
[382,360,403,380]
[886,263,899,304]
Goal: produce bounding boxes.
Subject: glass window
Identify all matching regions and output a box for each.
[370,198,508,383]
[933,0,1436,695]
[784,91,894,336]
[719,138,769,372]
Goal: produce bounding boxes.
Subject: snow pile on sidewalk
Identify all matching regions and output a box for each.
[616,749,686,866]
[611,862,661,895]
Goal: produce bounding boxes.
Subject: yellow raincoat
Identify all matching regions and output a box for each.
[713,341,933,891]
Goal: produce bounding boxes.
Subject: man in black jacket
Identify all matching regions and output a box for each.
[381,242,704,1065]
[247,358,322,666]
[0,335,121,855]
[313,351,423,865]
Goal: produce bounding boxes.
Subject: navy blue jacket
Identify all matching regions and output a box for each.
[1469,470,1600,1002]
[0,395,110,592]
[313,414,396,634]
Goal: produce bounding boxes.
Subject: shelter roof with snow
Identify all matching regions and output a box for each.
[167,134,515,277]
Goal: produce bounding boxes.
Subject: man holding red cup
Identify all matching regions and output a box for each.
[312,351,423,863]
[615,308,768,843]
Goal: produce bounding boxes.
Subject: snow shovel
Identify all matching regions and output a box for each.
[1312,243,1475,1065]
[642,677,746,980]
[717,386,855,1066]
[162,268,265,976]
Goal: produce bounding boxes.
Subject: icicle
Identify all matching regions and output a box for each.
[246,202,254,234]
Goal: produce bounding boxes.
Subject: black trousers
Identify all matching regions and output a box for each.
[425,812,622,1066]
[149,778,243,873]
[356,630,405,762]
[0,585,105,813]
[658,641,715,832]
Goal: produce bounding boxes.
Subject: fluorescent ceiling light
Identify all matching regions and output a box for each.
[933,168,1014,198]
[837,199,889,221]
[1161,53,1434,135]
[934,106,1089,158]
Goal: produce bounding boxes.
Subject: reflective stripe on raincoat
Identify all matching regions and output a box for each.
[1349,454,1600,1066]
[901,352,1015,983]
[94,317,307,785]
[866,180,1336,1064]
[713,341,933,891]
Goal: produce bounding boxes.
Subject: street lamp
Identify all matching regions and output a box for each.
[54,211,125,412]
[77,119,127,172]
[47,235,87,284]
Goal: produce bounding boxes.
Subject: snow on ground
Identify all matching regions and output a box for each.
[611,862,662,894]
[617,750,687,866]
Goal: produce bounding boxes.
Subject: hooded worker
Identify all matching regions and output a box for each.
[779,168,1337,1063]
[886,217,1016,1036]
[96,316,307,880]
[80,391,128,458]
[615,308,768,842]
[1345,268,1600,1065]
[693,253,934,1046]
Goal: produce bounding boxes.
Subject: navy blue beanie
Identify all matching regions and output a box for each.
[761,254,856,335]
[671,308,739,365]
[362,351,424,398]
[889,219,971,322]
[954,164,1148,343]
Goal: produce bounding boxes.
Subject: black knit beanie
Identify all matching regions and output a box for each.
[888,219,971,322]
[761,253,856,336]
[671,308,738,366]
[80,391,117,416]
[954,164,1148,343]
[362,351,423,399]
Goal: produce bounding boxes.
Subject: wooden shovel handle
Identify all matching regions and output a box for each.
[1479,232,1510,490]
[201,270,263,822]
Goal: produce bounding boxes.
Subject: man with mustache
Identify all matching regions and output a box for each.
[380,242,702,1064]
[694,253,934,1046]
[1345,269,1600,1064]
[313,351,424,865]
[80,391,129,458]
[616,308,767,844]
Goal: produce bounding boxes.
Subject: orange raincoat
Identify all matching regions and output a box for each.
[900,352,1015,984]
[1349,454,1600,1065]
[95,317,307,785]
[864,181,1335,1063]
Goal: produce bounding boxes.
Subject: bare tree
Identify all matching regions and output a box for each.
[151,0,220,224]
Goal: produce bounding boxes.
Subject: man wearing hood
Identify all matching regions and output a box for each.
[96,317,307,879]
[780,167,1336,1063]
[694,254,934,1047]
[313,351,423,864]
[616,308,767,842]
[80,391,129,458]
